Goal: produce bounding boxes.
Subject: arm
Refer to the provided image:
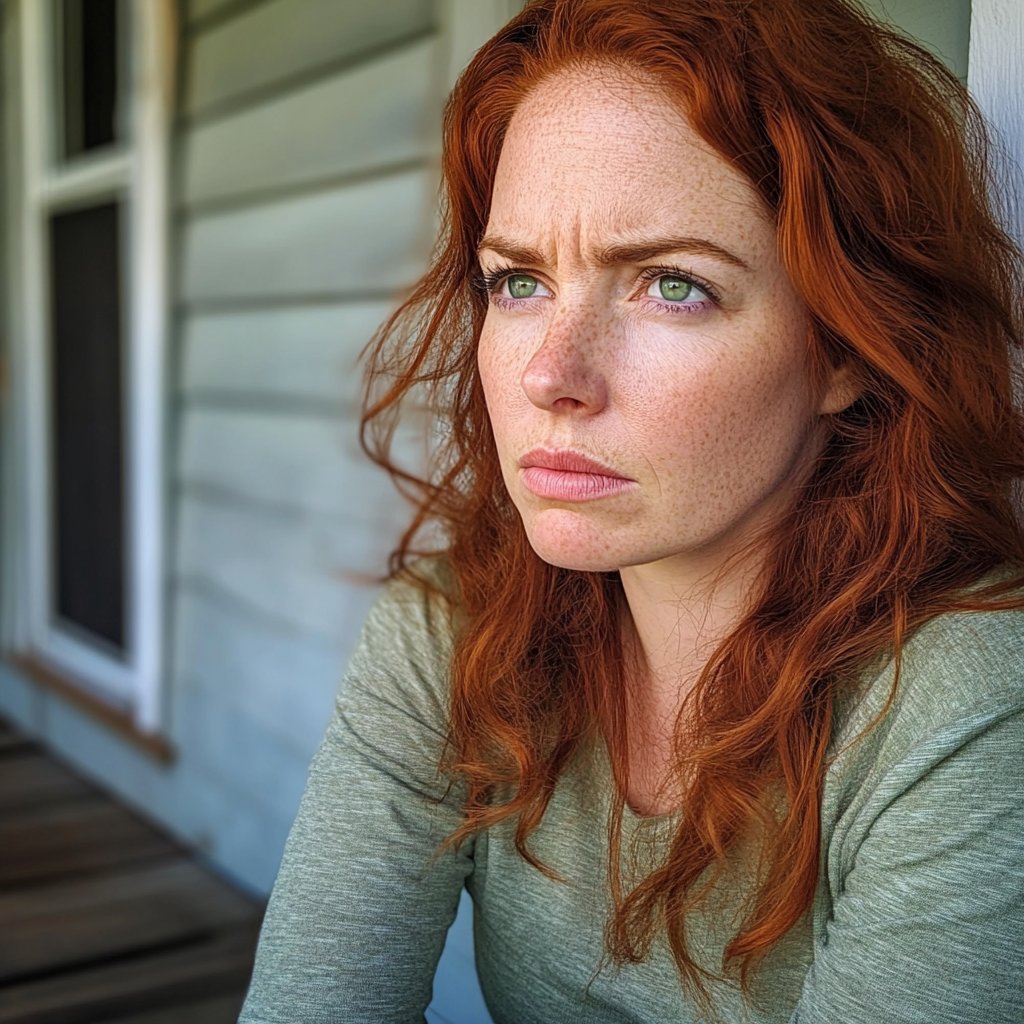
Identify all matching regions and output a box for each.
[239,576,472,1024]
[792,707,1024,1024]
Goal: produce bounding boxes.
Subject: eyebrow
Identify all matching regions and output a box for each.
[477,234,750,270]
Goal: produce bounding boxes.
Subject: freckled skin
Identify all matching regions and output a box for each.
[477,69,853,811]
[478,69,845,577]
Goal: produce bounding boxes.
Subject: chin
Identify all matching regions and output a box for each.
[521,510,626,573]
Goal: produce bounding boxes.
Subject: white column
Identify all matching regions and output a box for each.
[968,0,1024,250]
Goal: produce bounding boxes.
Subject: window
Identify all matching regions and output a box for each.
[8,0,174,731]
[59,0,121,158]
[50,201,126,651]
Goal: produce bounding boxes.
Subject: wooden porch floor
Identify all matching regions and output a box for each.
[0,717,263,1024]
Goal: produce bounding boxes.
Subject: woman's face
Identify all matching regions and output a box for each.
[477,68,849,575]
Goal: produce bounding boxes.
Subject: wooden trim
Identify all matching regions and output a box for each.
[7,654,176,763]
[128,0,176,733]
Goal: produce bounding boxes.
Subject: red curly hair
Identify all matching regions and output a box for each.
[362,0,1024,1003]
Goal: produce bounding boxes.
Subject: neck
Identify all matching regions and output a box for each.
[619,547,762,701]
[616,549,765,816]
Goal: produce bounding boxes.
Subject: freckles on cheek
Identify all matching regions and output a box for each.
[622,333,730,431]
[477,327,525,445]
[477,325,510,397]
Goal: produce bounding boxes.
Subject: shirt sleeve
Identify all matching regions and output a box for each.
[791,706,1024,1024]
[239,575,473,1024]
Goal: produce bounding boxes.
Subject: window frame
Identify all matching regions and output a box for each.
[10,0,174,732]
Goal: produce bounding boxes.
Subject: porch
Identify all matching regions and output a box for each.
[0,716,262,1024]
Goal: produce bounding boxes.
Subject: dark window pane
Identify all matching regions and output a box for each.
[61,0,119,158]
[49,202,126,651]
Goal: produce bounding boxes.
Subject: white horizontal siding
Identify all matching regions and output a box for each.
[175,493,400,638]
[181,302,395,407]
[861,0,971,78]
[185,0,434,116]
[171,582,360,754]
[181,169,433,302]
[171,0,441,899]
[184,0,237,23]
[184,37,438,206]
[178,407,426,517]
[173,679,326,822]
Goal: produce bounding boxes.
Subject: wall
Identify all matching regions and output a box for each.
[968,0,1024,251]
[172,0,447,891]
[0,2,508,1020]
[1,0,447,896]
[862,0,972,79]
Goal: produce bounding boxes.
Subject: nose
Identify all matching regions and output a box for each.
[520,309,608,414]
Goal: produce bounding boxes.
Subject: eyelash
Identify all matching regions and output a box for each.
[637,265,720,311]
[475,268,517,296]
[474,264,720,313]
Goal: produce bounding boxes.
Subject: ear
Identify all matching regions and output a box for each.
[818,363,862,415]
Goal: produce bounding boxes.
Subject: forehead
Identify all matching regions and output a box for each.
[489,67,769,248]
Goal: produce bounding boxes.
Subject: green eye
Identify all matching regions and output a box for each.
[507,274,539,298]
[658,276,694,302]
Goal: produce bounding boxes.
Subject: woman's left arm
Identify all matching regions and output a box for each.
[792,706,1024,1024]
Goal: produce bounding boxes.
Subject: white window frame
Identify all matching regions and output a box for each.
[12,0,174,732]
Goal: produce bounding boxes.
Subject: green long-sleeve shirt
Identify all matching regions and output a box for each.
[240,570,1024,1023]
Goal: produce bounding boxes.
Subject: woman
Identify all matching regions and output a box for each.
[240,0,1024,1021]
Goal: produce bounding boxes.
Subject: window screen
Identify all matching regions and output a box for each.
[49,202,126,651]
[60,0,120,159]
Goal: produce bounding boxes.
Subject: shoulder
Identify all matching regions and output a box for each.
[900,598,1024,711]
[356,557,459,671]
[804,601,1024,1024]
[835,600,1024,758]
[823,598,1024,854]
[333,556,459,740]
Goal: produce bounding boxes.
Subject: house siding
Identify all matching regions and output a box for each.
[171,0,441,890]
[0,0,443,888]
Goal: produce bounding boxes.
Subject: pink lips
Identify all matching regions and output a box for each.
[518,448,637,502]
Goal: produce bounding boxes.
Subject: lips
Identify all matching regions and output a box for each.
[518,448,637,502]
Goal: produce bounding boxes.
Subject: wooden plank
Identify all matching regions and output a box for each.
[177,407,427,519]
[180,301,394,405]
[0,752,92,813]
[185,0,434,116]
[99,992,248,1024]
[0,721,34,756]
[176,491,398,638]
[181,169,433,303]
[0,922,261,1024]
[0,797,178,888]
[184,38,437,205]
[0,734,34,755]
[0,861,260,983]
